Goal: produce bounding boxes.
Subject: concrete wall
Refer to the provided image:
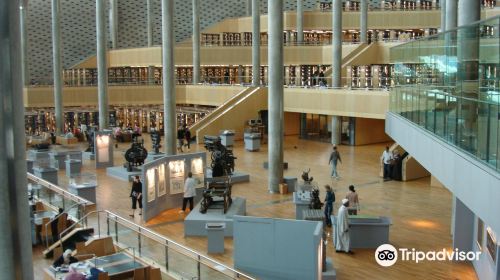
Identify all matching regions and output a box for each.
[354,117,391,145]
[233,215,322,280]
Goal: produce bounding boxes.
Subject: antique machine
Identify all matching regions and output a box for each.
[199,176,233,214]
[203,135,236,177]
[124,137,148,171]
[301,168,314,184]
[309,187,324,210]
[150,129,162,154]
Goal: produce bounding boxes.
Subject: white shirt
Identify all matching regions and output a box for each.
[184,177,197,198]
[381,150,393,164]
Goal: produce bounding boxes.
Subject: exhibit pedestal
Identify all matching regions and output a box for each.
[205,169,250,184]
[65,159,82,177]
[33,167,58,185]
[28,150,50,160]
[293,192,311,220]
[67,151,83,161]
[146,152,164,162]
[220,132,235,147]
[49,151,68,170]
[331,215,391,249]
[83,152,95,160]
[244,133,261,151]
[206,223,226,254]
[68,183,97,203]
[283,176,297,192]
[106,166,143,182]
[184,197,246,237]
[322,258,337,280]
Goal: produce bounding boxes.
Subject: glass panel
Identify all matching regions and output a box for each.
[167,248,198,279]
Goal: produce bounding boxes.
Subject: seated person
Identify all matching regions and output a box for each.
[85,268,105,280]
[53,249,78,268]
[63,268,86,280]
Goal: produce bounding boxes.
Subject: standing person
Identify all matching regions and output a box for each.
[324,185,335,227]
[180,172,196,213]
[177,126,185,153]
[381,146,393,181]
[329,145,342,179]
[129,176,143,217]
[346,185,360,215]
[335,198,351,253]
[184,126,192,151]
[391,149,403,181]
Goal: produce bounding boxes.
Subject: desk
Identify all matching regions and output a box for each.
[44,252,147,280]
[331,215,392,249]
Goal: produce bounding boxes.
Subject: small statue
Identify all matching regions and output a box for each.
[301,168,314,184]
[150,129,162,154]
[309,187,323,210]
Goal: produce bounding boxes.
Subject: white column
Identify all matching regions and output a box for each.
[332,0,342,87]
[52,0,64,134]
[297,0,304,43]
[0,1,35,278]
[440,0,446,32]
[331,116,342,145]
[147,0,155,84]
[162,0,176,155]
[192,0,200,84]
[268,0,284,193]
[252,0,261,86]
[109,0,118,49]
[96,0,109,129]
[360,0,368,44]
[20,3,29,86]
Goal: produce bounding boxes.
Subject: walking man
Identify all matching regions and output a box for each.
[329,145,342,179]
[381,146,393,181]
[129,176,143,217]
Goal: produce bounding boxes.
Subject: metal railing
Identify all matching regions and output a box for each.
[59,210,255,280]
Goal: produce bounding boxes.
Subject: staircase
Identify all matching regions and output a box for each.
[42,227,95,258]
[194,87,267,143]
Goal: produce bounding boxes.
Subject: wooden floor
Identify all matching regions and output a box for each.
[32,135,477,280]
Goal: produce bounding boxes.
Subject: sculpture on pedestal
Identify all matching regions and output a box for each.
[124,137,148,171]
[203,135,236,177]
[150,129,162,154]
[199,176,232,214]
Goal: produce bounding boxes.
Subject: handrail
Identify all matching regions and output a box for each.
[58,210,256,279]
[28,172,94,207]
[44,202,82,248]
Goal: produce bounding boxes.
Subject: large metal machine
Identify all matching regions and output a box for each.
[124,137,148,171]
[199,176,233,214]
[150,129,162,154]
[203,135,236,177]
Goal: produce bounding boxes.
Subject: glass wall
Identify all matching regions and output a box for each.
[390,16,500,171]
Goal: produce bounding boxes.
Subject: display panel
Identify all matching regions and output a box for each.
[486,227,497,262]
[169,160,185,194]
[190,157,204,188]
[146,168,156,202]
[96,134,110,163]
[157,164,166,197]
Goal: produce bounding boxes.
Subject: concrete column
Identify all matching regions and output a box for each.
[146,0,154,84]
[96,0,109,129]
[332,0,342,87]
[285,30,291,44]
[252,0,260,86]
[109,0,118,49]
[360,0,368,44]
[297,0,304,43]
[238,65,244,84]
[445,0,457,30]
[20,4,29,86]
[192,0,200,84]
[52,0,64,135]
[246,0,252,16]
[331,116,342,145]
[268,0,284,193]
[162,0,176,155]
[0,1,35,278]
[440,0,446,32]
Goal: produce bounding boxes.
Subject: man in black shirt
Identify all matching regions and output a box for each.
[129,176,143,217]
[177,127,185,153]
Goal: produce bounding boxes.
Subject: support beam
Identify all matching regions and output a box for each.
[252,0,260,86]
[297,0,304,43]
[192,0,200,84]
[20,3,29,86]
[440,0,446,32]
[268,0,284,193]
[360,0,368,43]
[0,1,34,278]
[96,0,109,129]
[146,0,154,84]
[332,0,342,87]
[162,0,176,155]
[109,0,118,49]
[52,0,64,134]
[445,0,457,30]
[331,116,342,145]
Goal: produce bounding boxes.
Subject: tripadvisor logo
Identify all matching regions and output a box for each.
[375,244,481,267]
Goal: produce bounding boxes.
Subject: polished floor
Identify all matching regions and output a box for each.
[33,135,476,280]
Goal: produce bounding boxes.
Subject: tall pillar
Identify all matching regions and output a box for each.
[246,0,252,16]
[96,0,109,129]
[268,0,284,193]
[52,0,64,134]
[162,0,176,155]
[331,116,342,145]
[146,0,155,84]
[297,0,304,43]
[332,0,342,87]
[192,0,200,84]
[20,3,29,86]
[252,0,260,86]
[440,0,446,32]
[445,0,457,30]
[109,0,118,49]
[360,0,368,43]
[0,1,35,279]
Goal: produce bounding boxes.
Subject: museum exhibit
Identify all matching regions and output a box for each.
[1,0,499,279]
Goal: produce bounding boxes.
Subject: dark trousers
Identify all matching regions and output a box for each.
[324,203,333,226]
[383,164,392,179]
[131,196,142,209]
[185,138,191,149]
[182,197,194,211]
